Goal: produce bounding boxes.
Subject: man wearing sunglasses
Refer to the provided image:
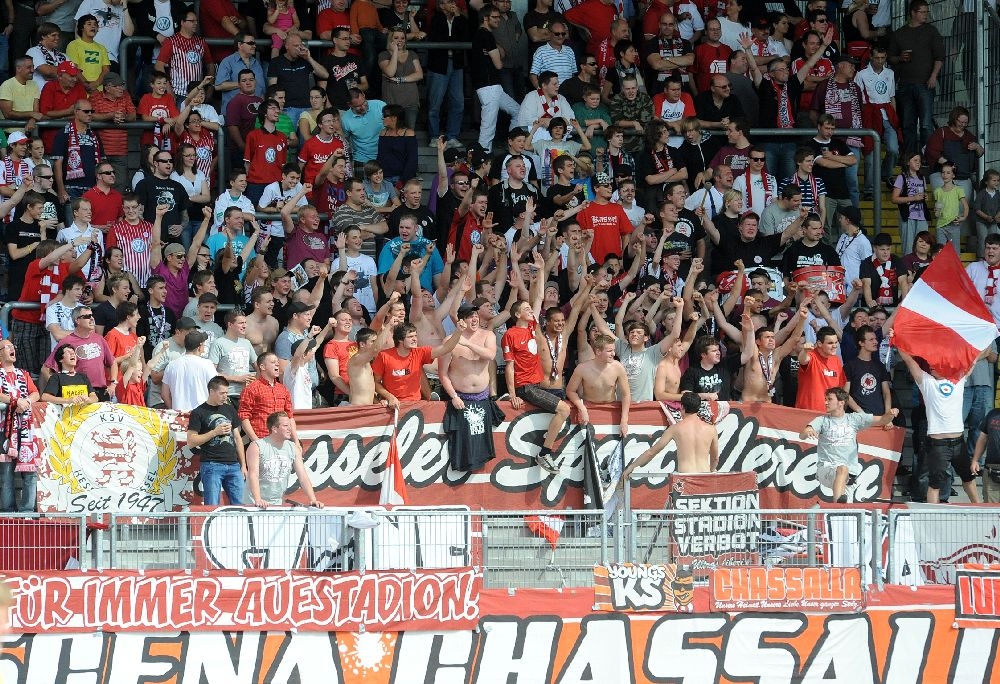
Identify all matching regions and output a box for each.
[529,21,577,87]
[215,33,266,112]
[51,98,105,210]
[40,305,118,401]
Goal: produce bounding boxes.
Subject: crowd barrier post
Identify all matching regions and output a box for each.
[870,510,884,589]
[0,301,39,336]
[806,504,819,567]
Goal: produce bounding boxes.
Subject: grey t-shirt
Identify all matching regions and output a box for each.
[758,202,798,237]
[252,438,297,506]
[615,338,664,403]
[809,412,873,474]
[208,336,258,397]
[275,328,319,387]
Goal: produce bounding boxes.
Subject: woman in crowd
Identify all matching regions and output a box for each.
[376,104,418,185]
[172,143,212,246]
[378,27,423,130]
[298,87,329,142]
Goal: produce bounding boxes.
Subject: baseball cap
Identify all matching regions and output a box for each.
[163,242,185,257]
[837,206,862,226]
[271,267,289,279]
[198,292,219,305]
[753,16,772,29]
[470,150,490,168]
[102,72,125,87]
[836,55,859,66]
[57,61,81,76]
[176,316,198,330]
[457,304,478,319]
[593,172,613,186]
[7,132,29,145]
[443,148,464,164]
[291,337,318,355]
[288,301,316,315]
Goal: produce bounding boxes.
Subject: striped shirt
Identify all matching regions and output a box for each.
[529,44,578,83]
[108,219,154,288]
[158,34,212,98]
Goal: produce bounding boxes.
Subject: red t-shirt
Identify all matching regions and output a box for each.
[691,42,733,92]
[137,93,180,147]
[372,346,433,401]
[502,323,543,387]
[13,260,76,324]
[39,82,89,148]
[82,187,123,229]
[104,327,139,359]
[447,211,483,262]
[298,135,346,187]
[577,201,633,263]
[565,0,616,58]
[199,0,240,61]
[243,128,289,185]
[795,348,845,412]
[323,338,358,386]
[791,56,834,110]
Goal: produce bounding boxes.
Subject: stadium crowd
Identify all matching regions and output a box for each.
[0,0,997,511]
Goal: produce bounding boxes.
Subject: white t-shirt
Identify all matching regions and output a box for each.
[919,371,967,436]
[212,192,256,233]
[855,66,896,106]
[45,300,76,350]
[259,181,307,236]
[56,224,103,281]
[75,0,128,61]
[675,2,706,41]
[338,253,378,315]
[283,363,313,410]
[732,171,778,216]
[162,354,218,411]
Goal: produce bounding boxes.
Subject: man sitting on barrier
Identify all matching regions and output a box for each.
[800,386,898,503]
[246,410,322,508]
[622,391,719,478]
[566,332,631,435]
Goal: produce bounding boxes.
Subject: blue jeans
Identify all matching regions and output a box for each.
[964,384,994,461]
[896,82,935,157]
[845,146,861,206]
[763,141,796,188]
[426,65,464,140]
[200,461,245,506]
[0,462,37,513]
[284,106,308,131]
[863,120,899,193]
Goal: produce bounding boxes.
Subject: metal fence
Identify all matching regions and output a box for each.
[0,505,942,590]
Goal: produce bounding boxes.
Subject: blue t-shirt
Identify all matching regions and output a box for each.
[376,237,443,292]
[341,99,385,163]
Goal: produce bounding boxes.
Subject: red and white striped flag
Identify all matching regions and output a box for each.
[893,243,999,382]
[525,514,564,550]
[379,409,407,506]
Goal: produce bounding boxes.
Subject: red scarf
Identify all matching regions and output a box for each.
[985,264,1000,304]
[651,146,674,175]
[872,258,897,305]
[769,77,793,128]
[743,169,773,212]
[65,124,100,182]
[538,89,559,117]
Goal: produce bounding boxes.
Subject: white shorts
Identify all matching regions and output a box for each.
[817,462,860,489]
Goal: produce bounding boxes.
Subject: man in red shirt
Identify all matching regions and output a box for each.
[297,109,346,188]
[796,326,844,411]
[577,173,633,263]
[38,62,88,149]
[243,98,289,204]
[565,0,617,60]
[690,18,732,93]
[372,321,464,404]
[239,352,297,443]
[82,161,123,232]
[447,181,491,262]
[791,30,835,114]
[90,73,137,193]
[503,299,572,474]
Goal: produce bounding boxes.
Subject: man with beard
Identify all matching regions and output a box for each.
[439,303,505,471]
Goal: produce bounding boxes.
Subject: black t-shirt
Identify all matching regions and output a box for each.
[522,9,564,53]
[266,55,314,108]
[545,181,582,219]
[806,137,850,199]
[388,204,436,241]
[781,239,841,274]
[844,355,889,415]
[321,53,364,110]
[137,303,177,359]
[93,300,118,332]
[637,147,681,192]
[488,180,539,233]
[134,176,189,236]
[858,256,901,306]
[680,362,733,400]
[4,218,41,292]
[716,233,785,273]
[977,408,1000,466]
[188,401,240,463]
[470,27,500,90]
[42,371,94,401]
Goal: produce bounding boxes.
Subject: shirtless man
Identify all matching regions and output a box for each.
[538,282,592,395]
[566,334,631,435]
[653,310,705,402]
[410,256,467,395]
[739,301,809,402]
[246,287,280,355]
[623,391,720,475]
[347,326,392,405]
[440,303,498,407]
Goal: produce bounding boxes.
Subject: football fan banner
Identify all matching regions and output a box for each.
[892,242,999,382]
[710,566,864,612]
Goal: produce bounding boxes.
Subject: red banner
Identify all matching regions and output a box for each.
[33,401,903,512]
[2,569,482,633]
[955,566,1000,628]
[0,590,996,682]
[711,566,864,612]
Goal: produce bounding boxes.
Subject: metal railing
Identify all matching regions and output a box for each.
[3,505,1000,590]
[0,118,226,189]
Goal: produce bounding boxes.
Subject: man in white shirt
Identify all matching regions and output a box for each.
[854,45,899,197]
[162,330,219,411]
[517,71,577,143]
[732,147,778,215]
[834,206,872,293]
[257,162,306,264]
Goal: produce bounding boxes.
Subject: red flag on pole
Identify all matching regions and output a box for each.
[525,514,564,550]
[893,243,999,382]
[379,409,407,506]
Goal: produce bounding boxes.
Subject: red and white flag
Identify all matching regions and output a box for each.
[379,409,407,506]
[893,243,999,382]
[525,514,564,550]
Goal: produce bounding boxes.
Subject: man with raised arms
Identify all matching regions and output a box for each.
[739,300,809,402]
[622,391,719,475]
[566,333,631,435]
[245,286,279,355]
[653,308,705,403]
[440,303,498,408]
